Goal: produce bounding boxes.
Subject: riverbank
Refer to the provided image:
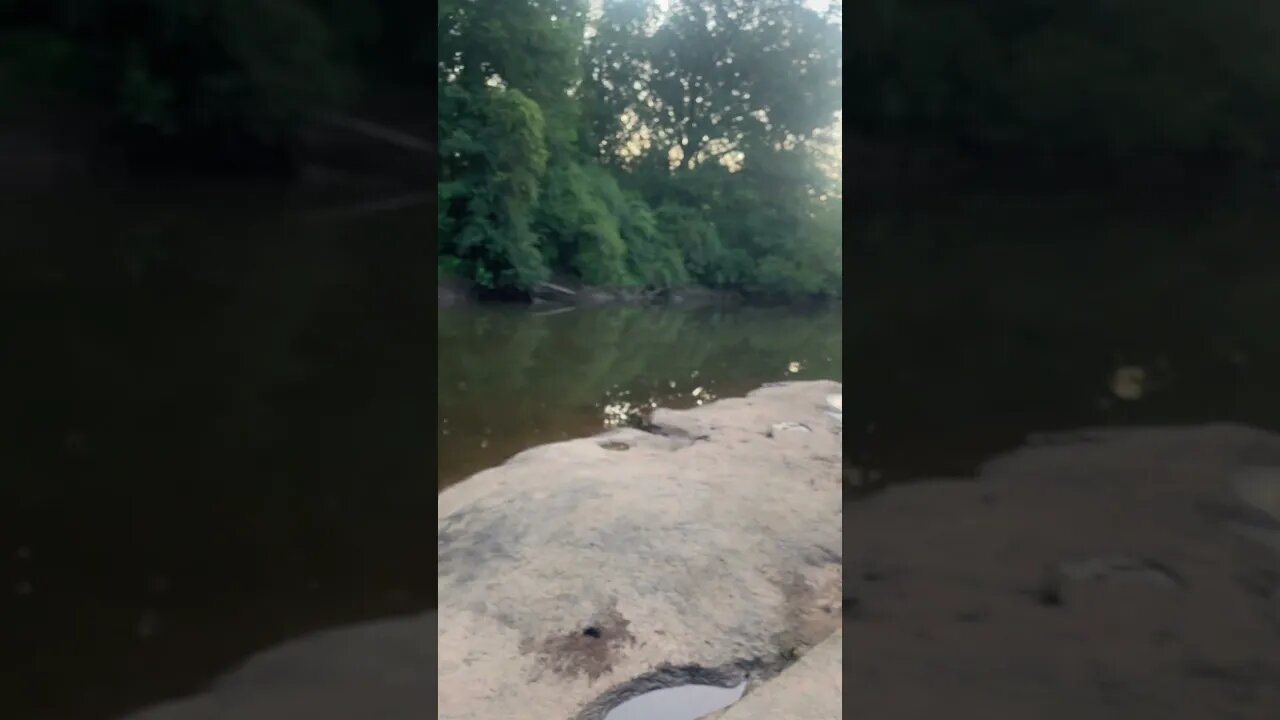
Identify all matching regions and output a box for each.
[436,274,849,309]
[437,272,748,309]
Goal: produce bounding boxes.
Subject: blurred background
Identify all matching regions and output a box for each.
[3,0,1280,718]
[0,0,431,181]
[2,2,432,718]
[845,0,1280,185]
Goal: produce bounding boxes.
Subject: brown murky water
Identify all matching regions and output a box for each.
[437,303,843,490]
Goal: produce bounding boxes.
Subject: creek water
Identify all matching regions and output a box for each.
[845,185,1280,488]
[1,186,434,719]
[437,303,843,489]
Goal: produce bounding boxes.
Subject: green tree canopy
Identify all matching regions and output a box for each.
[846,0,1280,165]
[438,0,845,299]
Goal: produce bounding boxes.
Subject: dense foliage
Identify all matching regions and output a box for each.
[2,0,842,299]
[437,0,844,299]
[0,0,430,160]
[846,0,1280,167]
[15,1,1276,299]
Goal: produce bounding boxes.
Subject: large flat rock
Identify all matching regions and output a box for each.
[847,424,1280,720]
[438,380,843,720]
[123,614,436,720]
[119,381,842,720]
[715,627,842,720]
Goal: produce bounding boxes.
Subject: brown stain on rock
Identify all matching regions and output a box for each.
[522,604,637,682]
[768,564,843,663]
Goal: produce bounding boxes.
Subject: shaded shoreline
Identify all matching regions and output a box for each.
[437,277,748,309]
[437,275,849,310]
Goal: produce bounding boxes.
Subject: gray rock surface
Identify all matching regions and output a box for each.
[1232,466,1280,524]
[438,380,843,720]
[714,628,842,720]
[120,381,843,720]
[123,613,435,720]
[847,424,1280,720]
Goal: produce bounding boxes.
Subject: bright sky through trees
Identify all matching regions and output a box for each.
[440,0,844,298]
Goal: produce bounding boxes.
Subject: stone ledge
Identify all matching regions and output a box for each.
[439,380,842,720]
[846,424,1280,719]
[120,381,843,720]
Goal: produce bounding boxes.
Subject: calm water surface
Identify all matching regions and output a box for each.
[437,304,843,489]
[1,186,433,720]
[4,184,1280,719]
[846,186,1280,487]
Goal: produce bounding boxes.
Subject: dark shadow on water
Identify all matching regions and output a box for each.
[0,188,432,720]
[846,186,1280,488]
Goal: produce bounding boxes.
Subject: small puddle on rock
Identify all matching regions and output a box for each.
[602,680,748,720]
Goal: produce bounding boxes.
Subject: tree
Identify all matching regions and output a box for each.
[436,0,844,299]
[438,84,551,289]
[573,0,843,297]
[846,0,1280,166]
[588,0,842,172]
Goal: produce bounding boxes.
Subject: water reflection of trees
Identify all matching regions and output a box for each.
[437,305,843,485]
